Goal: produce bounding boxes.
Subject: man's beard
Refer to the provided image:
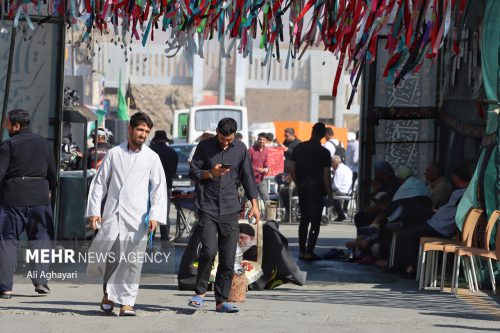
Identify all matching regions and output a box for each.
[132,138,144,147]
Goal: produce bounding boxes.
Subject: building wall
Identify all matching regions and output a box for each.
[245,89,310,123]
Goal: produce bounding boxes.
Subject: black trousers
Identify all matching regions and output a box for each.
[332,189,348,220]
[395,223,444,270]
[298,188,324,254]
[0,205,54,292]
[195,211,239,304]
[160,188,173,240]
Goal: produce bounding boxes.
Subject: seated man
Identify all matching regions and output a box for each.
[425,162,452,209]
[394,161,475,278]
[345,192,392,261]
[239,223,257,261]
[331,155,353,221]
[376,166,434,267]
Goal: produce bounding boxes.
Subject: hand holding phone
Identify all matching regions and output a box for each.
[221,163,232,169]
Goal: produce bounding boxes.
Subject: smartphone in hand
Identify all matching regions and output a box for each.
[221,163,232,169]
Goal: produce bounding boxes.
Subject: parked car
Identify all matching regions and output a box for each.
[171,143,196,188]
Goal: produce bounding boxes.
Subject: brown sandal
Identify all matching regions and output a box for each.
[119,305,137,316]
[100,295,114,313]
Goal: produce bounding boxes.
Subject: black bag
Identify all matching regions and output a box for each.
[333,141,346,163]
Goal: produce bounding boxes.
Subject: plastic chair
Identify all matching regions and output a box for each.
[451,210,500,296]
[417,208,483,292]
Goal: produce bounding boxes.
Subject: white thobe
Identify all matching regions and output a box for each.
[332,163,353,194]
[85,142,167,306]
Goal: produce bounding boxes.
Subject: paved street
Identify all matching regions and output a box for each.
[1,223,499,332]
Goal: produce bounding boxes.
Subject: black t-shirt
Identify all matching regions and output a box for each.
[150,143,179,188]
[291,138,331,192]
[283,138,301,173]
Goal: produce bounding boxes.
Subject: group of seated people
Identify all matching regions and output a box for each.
[343,160,475,279]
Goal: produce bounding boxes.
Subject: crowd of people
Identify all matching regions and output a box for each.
[0,108,473,315]
[340,159,476,280]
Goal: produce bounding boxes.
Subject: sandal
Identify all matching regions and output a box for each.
[0,291,12,299]
[34,284,50,294]
[100,294,114,313]
[216,302,239,313]
[188,295,204,308]
[119,305,136,316]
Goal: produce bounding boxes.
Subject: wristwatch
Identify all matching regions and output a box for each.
[207,170,214,179]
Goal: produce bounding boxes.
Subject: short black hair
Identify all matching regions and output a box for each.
[453,160,475,182]
[8,109,30,128]
[284,128,295,135]
[235,132,243,140]
[130,112,153,129]
[151,130,168,144]
[257,132,267,139]
[312,122,327,137]
[217,117,238,136]
[325,127,334,136]
[266,132,274,141]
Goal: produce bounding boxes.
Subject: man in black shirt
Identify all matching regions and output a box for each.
[149,130,178,241]
[291,123,333,261]
[189,118,259,313]
[0,109,57,298]
[279,128,301,173]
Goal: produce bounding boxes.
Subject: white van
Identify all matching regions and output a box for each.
[187,105,248,146]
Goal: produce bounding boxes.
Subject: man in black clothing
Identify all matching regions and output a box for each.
[280,128,301,173]
[372,161,400,198]
[278,128,301,219]
[0,109,57,299]
[149,130,178,241]
[188,117,259,313]
[291,123,333,261]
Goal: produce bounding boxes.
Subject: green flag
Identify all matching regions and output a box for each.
[117,71,129,120]
[96,109,107,127]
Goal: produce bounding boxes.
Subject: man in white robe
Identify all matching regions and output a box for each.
[86,112,167,316]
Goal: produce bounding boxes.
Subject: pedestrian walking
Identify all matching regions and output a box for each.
[291,123,333,261]
[0,109,57,298]
[86,112,168,316]
[188,117,260,313]
[150,130,178,241]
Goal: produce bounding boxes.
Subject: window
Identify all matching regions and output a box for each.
[194,109,242,131]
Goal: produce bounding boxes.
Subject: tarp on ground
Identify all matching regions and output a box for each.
[178,221,306,291]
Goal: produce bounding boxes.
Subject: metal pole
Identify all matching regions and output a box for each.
[218,51,226,104]
[93,120,98,168]
[83,121,88,177]
[1,26,16,133]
